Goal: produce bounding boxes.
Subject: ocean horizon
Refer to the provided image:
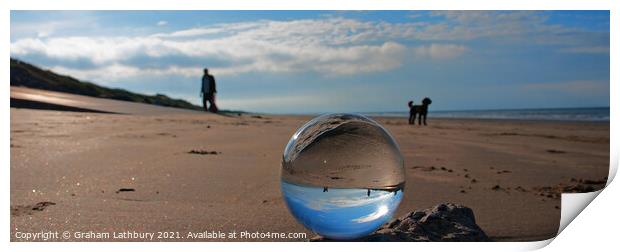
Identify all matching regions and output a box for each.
[361,106,610,122]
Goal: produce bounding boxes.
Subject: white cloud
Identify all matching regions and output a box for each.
[150,22,263,38]
[352,205,389,223]
[49,64,200,82]
[10,13,607,83]
[11,18,414,78]
[156,20,168,26]
[28,39,407,77]
[11,37,156,64]
[423,11,608,49]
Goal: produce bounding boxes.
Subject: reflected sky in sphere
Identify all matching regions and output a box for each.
[280,113,405,240]
[281,181,403,240]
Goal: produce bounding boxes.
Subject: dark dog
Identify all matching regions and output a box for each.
[408,97,432,125]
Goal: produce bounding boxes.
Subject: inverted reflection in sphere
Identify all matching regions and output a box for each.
[281,113,405,240]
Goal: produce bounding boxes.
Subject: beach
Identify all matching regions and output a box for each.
[10,89,609,242]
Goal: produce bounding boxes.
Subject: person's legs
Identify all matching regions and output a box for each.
[202,94,208,112]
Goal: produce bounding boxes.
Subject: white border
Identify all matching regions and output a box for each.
[2,0,616,10]
[2,1,617,251]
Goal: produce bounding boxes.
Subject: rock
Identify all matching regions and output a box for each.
[312,203,489,242]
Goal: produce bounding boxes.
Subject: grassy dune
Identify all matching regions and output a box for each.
[10,58,203,111]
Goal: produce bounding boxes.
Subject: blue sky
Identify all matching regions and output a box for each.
[10,11,610,114]
[281,181,402,239]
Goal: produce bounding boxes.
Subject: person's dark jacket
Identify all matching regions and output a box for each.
[201,74,217,94]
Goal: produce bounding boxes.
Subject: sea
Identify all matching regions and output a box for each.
[365,107,610,122]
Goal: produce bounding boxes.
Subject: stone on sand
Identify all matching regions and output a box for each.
[313,203,489,242]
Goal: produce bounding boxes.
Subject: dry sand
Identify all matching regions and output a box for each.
[10,88,609,241]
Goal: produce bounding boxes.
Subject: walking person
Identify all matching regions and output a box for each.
[201,68,218,113]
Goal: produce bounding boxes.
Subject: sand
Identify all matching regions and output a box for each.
[10,88,609,242]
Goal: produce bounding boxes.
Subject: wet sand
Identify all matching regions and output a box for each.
[10,89,609,242]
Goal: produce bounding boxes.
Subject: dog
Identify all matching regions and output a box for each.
[408,97,432,125]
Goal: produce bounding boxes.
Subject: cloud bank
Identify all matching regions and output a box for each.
[10,11,608,84]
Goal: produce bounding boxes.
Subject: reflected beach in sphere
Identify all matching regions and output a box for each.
[281,113,405,240]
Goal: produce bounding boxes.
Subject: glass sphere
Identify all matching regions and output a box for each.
[281,113,405,240]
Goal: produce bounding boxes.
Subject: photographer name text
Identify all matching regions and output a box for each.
[13,230,306,241]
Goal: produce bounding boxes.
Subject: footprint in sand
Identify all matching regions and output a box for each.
[515,186,528,192]
[156,132,177,138]
[11,202,56,216]
[546,149,567,154]
[491,185,510,193]
[532,177,607,200]
[188,149,221,155]
[409,166,436,172]
[411,166,455,173]
[116,188,136,193]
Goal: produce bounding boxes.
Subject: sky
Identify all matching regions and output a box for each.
[281,181,402,239]
[10,11,610,114]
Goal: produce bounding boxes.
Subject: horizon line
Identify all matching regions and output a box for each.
[250,105,610,116]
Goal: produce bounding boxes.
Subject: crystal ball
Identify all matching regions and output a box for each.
[281,113,405,240]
